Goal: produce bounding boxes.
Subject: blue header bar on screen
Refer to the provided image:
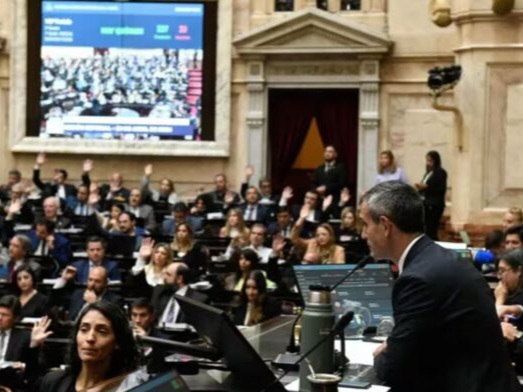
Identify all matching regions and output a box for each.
[42,1,204,49]
[43,2,204,17]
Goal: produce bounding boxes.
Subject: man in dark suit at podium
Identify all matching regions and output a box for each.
[311,145,346,200]
[359,181,519,392]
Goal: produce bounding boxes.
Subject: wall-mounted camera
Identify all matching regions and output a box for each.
[427,65,462,95]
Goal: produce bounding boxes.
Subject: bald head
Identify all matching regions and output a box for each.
[164,262,190,287]
[87,266,108,294]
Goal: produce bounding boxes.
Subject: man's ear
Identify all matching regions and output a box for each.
[379,215,393,238]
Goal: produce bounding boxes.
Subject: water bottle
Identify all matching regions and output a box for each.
[299,287,335,392]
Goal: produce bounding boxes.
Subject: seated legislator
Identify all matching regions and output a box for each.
[161,202,202,237]
[291,205,345,264]
[360,181,520,392]
[6,234,42,283]
[224,248,276,292]
[232,270,281,326]
[11,266,49,318]
[219,208,250,243]
[152,262,209,325]
[202,173,240,211]
[1,183,34,224]
[28,218,70,269]
[0,295,52,390]
[240,165,280,206]
[40,196,72,230]
[267,206,294,238]
[99,172,131,208]
[503,206,523,231]
[0,169,21,203]
[68,266,123,321]
[130,239,172,297]
[170,222,207,280]
[141,163,179,206]
[39,302,141,392]
[504,224,523,250]
[32,152,80,203]
[224,223,274,264]
[127,188,157,233]
[70,236,121,284]
[495,249,523,330]
[239,186,270,223]
[337,206,362,241]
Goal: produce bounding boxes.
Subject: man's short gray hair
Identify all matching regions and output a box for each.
[360,181,425,234]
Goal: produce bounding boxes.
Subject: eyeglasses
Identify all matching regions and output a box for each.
[497,267,514,276]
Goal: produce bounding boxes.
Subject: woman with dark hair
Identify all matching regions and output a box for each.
[225,248,260,292]
[415,150,447,240]
[39,302,141,392]
[495,249,523,329]
[232,270,281,326]
[170,222,208,280]
[376,150,408,184]
[11,265,48,318]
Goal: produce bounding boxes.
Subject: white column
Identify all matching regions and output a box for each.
[246,61,267,185]
[358,82,380,195]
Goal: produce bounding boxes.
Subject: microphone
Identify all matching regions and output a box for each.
[267,311,354,391]
[329,255,373,292]
[136,335,221,361]
[273,255,372,369]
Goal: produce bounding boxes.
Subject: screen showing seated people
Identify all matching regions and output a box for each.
[40,1,206,140]
[293,264,394,336]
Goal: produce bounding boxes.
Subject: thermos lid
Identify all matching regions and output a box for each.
[308,286,331,305]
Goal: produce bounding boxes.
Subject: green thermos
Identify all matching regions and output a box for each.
[299,286,335,392]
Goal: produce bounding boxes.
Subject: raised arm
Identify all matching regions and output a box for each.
[290,205,312,250]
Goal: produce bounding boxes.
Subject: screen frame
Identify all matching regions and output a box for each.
[11,0,230,157]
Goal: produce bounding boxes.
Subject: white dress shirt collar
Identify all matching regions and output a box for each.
[398,235,424,275]
[0,328,12,361]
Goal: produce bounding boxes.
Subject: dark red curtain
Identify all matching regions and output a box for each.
[315,89,359,196]
[269,89,359,201]
[268,90,316,192]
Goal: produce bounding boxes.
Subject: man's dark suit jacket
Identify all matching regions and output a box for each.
[419,167,447,207]
[68,288,123,320]
[311,161,347,197]
[239,203,270,224]
[3,328,39,387]
[152,285,209,323]
[32,168,80,199]
[71,259,121,283]
[374,235,520,392]
[27,230,71,268]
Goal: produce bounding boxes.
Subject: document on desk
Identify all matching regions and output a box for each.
[285,379,389,392]
[335,339,382,366]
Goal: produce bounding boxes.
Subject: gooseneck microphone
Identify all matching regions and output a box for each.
[264,311,354,392]
[329,255,374,292]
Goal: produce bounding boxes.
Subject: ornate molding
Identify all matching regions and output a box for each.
[267,63,360,76]
[246,118,264,128]
[361,118,379,131]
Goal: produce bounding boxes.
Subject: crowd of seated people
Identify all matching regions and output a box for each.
[7,146,523,390]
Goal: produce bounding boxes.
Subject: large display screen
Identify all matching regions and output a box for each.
[293,264,394,336]
[38,1,210,141]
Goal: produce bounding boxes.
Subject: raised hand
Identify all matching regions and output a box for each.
[30,316,54,347]
[144,164,153,177]
[35,152,46,167]
[46,234,55,251]
[245,164,254,181]
[299,204,311,220]
[272,234,286,253]
[322,195,333,211]
[316,185,327,195]
[88,192,100,207]
[83,289,97,304]
[224,192,235,204]
[7,199,22,218]
[139,237,155,260]
[282,186,293,201]
[340,187,351,205]
[83,159,93,173]
[61,265,77,282]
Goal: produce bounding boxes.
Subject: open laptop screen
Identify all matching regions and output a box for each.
[293,264,394,336]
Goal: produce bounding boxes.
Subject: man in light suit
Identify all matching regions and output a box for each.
[128,188,157,233]
[360,181,519,392]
